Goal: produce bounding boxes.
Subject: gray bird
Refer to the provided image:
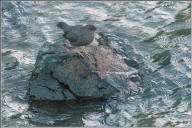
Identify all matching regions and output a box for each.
[57,22,99,47]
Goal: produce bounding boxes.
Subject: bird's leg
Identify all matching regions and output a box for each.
[74,47,86,58]
[74,46,96,65]
[81,46,96,64]
[74,47,91,62]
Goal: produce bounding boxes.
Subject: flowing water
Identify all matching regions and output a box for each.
[2,1,191,127]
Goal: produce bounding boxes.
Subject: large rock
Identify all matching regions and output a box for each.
[28,33,141,101]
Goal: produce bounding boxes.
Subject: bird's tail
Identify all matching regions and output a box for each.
[57,22,69,30]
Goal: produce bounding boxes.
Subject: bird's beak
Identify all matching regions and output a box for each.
[96,27,100,31]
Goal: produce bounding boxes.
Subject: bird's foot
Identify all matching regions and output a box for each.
[74,47,97,66]
[79,46,94,63]
[80,51,95,65]
[74,49,86,58]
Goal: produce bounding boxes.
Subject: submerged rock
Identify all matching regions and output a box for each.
[28,33,141,101]
[2,51,19,71]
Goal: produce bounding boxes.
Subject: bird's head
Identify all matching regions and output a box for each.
[85,25,99,31]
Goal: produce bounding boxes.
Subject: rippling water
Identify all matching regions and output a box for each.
[2,1,191,127]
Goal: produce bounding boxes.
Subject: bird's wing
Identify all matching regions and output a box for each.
[65,31,79,42]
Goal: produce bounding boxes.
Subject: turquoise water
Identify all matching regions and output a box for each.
[2,1,191,127]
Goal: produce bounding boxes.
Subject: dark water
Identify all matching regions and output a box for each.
[2,1,191,127]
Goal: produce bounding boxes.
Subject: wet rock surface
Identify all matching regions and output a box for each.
[28,33,141,101]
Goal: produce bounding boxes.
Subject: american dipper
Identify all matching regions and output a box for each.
[57,22,99,47]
